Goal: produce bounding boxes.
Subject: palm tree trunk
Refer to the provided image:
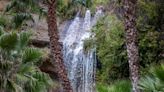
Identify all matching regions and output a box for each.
[47,0,72,92]
[123,0,140,92]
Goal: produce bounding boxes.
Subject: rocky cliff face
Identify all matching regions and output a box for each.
[0,0,66,46]
[30,15,71,47]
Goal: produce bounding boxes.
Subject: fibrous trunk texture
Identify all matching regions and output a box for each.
[47,0,73,92]
[123,0,140,92]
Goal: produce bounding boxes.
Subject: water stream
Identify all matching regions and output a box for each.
[61,10,102,92]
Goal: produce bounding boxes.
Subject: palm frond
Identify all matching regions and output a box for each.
[6,0,44,14]
[5,0,18,12]
[153,64,164,82]
[0,31,53,92]
[0,61,13,73]
[18,31,32,50]
[16,74,29,84]
[139,64,164,92]
[0,32,18,50]
[139,76,156,92]
[12,13,34,29]
[32,72,53,86]
[25,79,46,92]
[0,26,5,36]
[18,63,36,74]
[6,79,23,92]
[0,16,8,27]
[24,71,53,92]
[22,48,42,63]
[5,0,38,12]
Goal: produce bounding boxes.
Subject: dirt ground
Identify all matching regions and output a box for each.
[0,0,9,11]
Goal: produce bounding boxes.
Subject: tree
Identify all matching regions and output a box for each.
[0,30,53,92]
[123,0,140,92]
[5,0,72,91]
[47,0,73,92]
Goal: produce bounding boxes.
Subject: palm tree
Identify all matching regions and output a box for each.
[0,29,53,92]
[5,0,72,91]
[47,0,73,92]
[123,0,140,92]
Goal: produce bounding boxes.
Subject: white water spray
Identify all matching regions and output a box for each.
[61,10,102,92]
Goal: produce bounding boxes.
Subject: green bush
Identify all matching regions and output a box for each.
[0,30,53,92]
[97,80,131,92]
[139,64,164,92]
[5,0,45,29]
[84,0,164,84]
[97,83,109,92]
[87,14,128,83]
[137,0,164,71]
[0,16,8,28]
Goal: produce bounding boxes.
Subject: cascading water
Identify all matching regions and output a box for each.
[61,9,102,92]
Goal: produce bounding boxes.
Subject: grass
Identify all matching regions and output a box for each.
[97,80,132,92]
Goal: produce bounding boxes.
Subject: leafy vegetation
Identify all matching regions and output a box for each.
[139,64,164,92]
[0,0,163,92]
[88,14,128,83]
[97,80,131,92]
[0,30,53,92]
[83,0,164,91]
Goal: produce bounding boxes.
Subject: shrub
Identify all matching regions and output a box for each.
[97,80,131,92]
[0,30,53,92]
[139,64,164,92]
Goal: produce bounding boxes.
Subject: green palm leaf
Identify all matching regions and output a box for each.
[5,0,39,13]
[139,64,164,92]
[6,79,23,92]
[18,31,31,50]
[25,79,46,92]
[18,63,36,74]
[0,16,8,28]
[32,72,53,85]
[12,13,34,29]
[153,65,164,82]
[0,32,18,50]
[139,76,156,92]
[24,72,52,92]
[5,0,18,12]
[22,48,42,63]
[0,61,13,73]
[0,27,52,92]
[0,26,5,36]
[16,74,29,84]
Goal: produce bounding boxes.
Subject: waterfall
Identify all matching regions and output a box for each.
[61,10,102,92]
